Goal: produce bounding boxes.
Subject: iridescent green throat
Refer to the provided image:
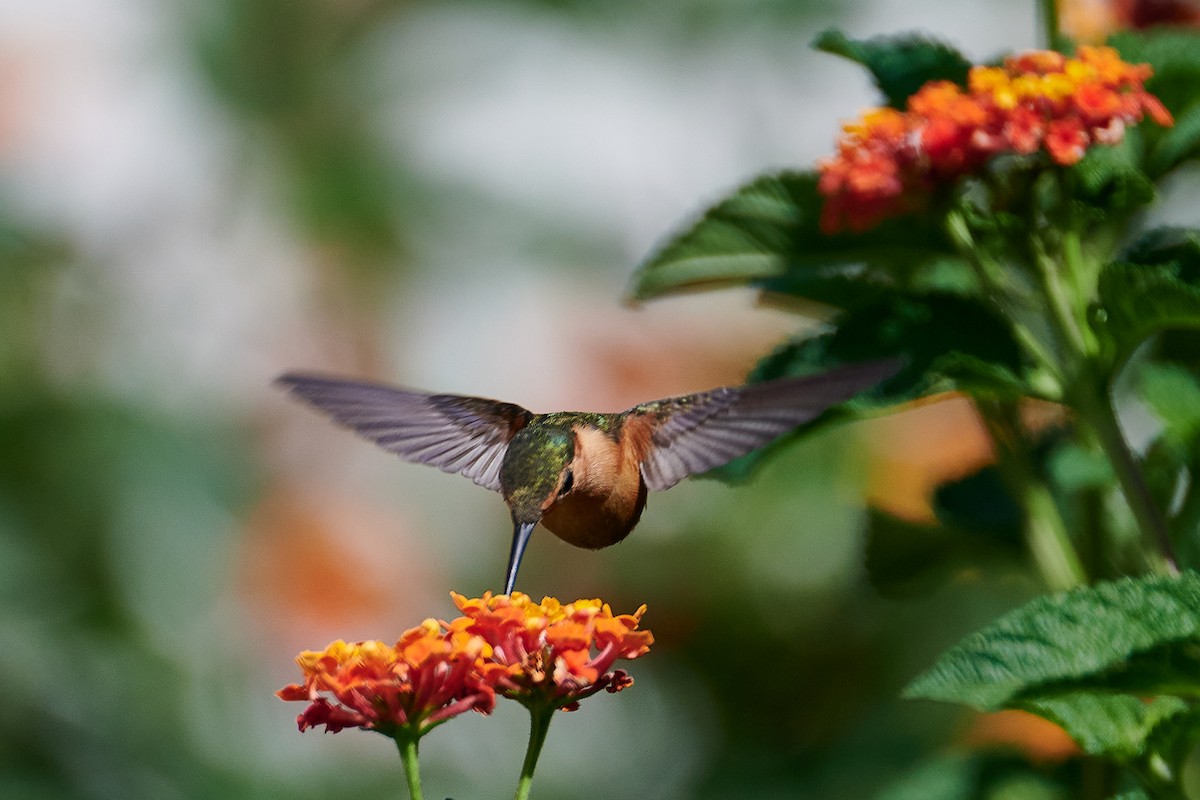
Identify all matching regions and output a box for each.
[499,424,575,522]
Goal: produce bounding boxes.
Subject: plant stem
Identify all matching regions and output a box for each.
[977,400,1086,589]
[1074,381,1180,573]
[1039,0,1061,50]
[1033,220,1177,572]
[514,705,555,800]
[1025,481,1088,589]
[396,734,424,800]
[948,212,1064,389]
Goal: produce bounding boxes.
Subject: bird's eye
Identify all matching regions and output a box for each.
[559,469,574,496]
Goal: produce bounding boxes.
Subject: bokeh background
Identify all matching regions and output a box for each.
[1,1,1156,798]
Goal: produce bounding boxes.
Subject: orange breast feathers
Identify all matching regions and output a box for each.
[539,425,648,549]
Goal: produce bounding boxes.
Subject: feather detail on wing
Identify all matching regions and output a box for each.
[629,359,900,491]
[276,373,532,492]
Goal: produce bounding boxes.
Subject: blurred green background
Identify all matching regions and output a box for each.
[0,1,1099,798]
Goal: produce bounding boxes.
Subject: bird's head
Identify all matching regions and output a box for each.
[498,425,576,594]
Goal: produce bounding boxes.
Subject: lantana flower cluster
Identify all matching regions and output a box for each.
[451,591,654,711]
[818,46,1173,233]
[277,593,653,736]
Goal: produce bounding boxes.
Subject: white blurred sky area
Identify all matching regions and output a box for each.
[0,2,1040,797]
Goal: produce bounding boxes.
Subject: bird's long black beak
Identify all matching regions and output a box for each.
[504,519,538,595]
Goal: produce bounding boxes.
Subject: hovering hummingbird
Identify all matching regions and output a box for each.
[277,359,898,594]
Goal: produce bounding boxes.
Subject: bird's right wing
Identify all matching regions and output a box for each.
[276,373,533,492]
[626,360,900,492]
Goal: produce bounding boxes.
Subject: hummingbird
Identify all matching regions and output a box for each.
[276,359,898,594]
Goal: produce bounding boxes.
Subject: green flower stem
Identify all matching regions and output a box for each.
[514,704,555,800]
[1057,228,1101,355]
[1036,244,1091,360]
[1073,379,1180,573]
[978,400,1086,589]
[1039,0,1061,51]
[947,212,1063,388]
[1034,220,1177,571]
[1025,480,1089,589]
[395,734,424,800]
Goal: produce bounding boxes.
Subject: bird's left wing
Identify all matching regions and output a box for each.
[276,373,532,492]
[626,359,900,492]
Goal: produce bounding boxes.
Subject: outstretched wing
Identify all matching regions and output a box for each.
[276,373,532,492]
[628,359,900,492]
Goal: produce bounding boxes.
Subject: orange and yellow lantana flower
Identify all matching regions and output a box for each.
[451,592,654,711]
[276,619,496,735]
[278,593,655,734]
[818,46,1173,233]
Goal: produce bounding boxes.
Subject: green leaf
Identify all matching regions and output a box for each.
[1108,30,1200,114]
[813,30,972,109]
[904,572,1200,709]
[1070,131,1155,213]
[1018,693,1187,759]
[750,292,1024,403]
[1147,102,1200,176]
[1110,30,1200,175]
[1093,261,1200,365]
[629,171,954,302]
[710,291,1026,478]
[1139,362,1200,445]
[1065,639,1200,698]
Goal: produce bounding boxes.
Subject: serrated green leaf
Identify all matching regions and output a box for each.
[1139,362,1200,445]
[1018,693,1187,759]
[1148,102,1200,176]
[1110,31,1200,112]
[813,29,972,109]
[710,292,1025,480]
[629,171,953,302]
[904,572,1200,709]
[1110,30,1200,175]
[1060,639,1200,698]
[1070,132,1155,213]
[1093,262,1200,364]
[749,293,1023,401]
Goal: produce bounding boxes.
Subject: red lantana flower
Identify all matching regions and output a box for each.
[451,592,654,711]
[277,620,496,736]
[818,46,1174,233]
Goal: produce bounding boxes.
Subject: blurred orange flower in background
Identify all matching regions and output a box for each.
[1062,0,1200,42]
